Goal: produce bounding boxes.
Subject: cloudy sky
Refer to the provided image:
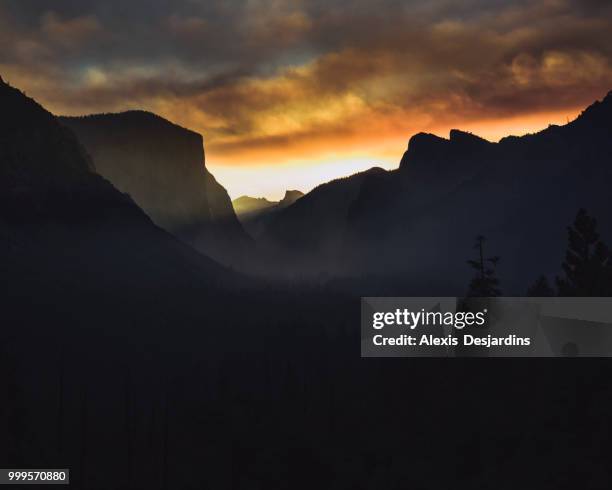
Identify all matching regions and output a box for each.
[1,0,611,199]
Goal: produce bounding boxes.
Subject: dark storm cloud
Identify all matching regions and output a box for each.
[0,0,315,68]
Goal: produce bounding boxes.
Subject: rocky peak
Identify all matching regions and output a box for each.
[279,190,304,207]
[399,133,449,170]
[400,129,490,171]
[449,129,490,145]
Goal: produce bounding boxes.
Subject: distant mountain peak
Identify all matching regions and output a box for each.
[233,190,304,225]
[233,195,275,215]
[401,128,492,171]
[406,132,445,151]
[234,195,274,205]
[279,190,304,207]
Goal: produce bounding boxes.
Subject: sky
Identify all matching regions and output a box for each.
[1,0,612,200]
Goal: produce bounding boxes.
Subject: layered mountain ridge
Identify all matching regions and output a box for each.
[260,167,386,271]
[233,195,276,216]
[233,189,303,238]
[263,91,612,292]
[1,76,233,317]
[2,72,611,489]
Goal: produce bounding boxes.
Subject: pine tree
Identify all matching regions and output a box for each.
[556,209,612,296]
[467,235,501,297]
[527,275,555,297]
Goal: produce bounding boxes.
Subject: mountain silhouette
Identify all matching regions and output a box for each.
[3,74,611,488]
[261,168,385,273]
[60,111,252,267]
[278,189,304,207]
[233,195,276,216]
[263,91,612,291]
[233,189,304,238]
[0,76,237,323]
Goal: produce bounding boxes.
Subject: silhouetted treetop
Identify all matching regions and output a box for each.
[467,235,502,297]
[527,275,555,297]
[556,209,612,296]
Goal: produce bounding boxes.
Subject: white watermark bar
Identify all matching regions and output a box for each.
[0,470,69,485]
[361,297,612,357]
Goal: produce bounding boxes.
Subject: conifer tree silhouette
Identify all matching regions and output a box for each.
[467,235,501,296]
[556,209,612,296]
[527,275,555,297]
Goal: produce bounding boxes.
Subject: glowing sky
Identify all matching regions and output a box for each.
[1,0,611,199]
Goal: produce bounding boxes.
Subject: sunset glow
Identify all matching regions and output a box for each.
[1,0,611,198]
[209,105,586,199]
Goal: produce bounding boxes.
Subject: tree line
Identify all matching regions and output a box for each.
[467,209,612,297]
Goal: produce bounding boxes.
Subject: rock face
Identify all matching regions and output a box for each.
[262,91,612,292]
[278,190,304,208]
[60,111,252,267]
[233,189,304,238]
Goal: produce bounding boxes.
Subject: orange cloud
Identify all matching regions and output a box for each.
[1,0,612,198]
